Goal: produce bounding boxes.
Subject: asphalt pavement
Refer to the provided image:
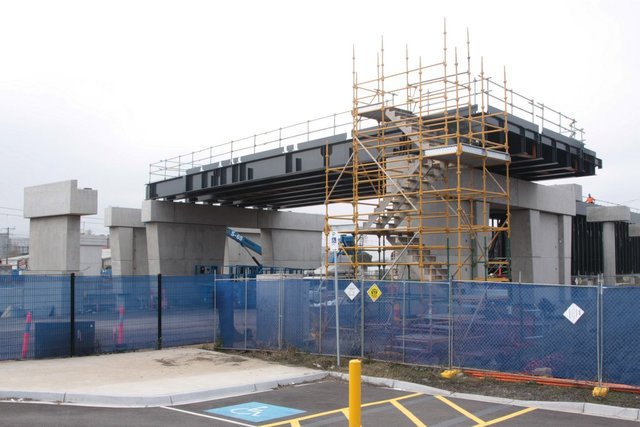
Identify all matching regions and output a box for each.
[0,347,638,426]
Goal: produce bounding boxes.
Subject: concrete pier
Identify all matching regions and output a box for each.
[23,180,97,274]
[105,207,149,276]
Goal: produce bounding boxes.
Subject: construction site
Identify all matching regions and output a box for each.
[141,30,630,286]
[3,26,640,396]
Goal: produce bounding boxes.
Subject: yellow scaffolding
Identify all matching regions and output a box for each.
[325,28,511,281]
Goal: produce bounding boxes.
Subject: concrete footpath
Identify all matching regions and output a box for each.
[0,347,638,422]
[0,347,325,407]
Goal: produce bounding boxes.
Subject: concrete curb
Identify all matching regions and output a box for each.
[328,372,452,397]
[0,372,330,408]
[341,372,640,422]
[2,371,638,421]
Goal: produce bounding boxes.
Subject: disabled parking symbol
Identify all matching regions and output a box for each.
[206,401,305,422]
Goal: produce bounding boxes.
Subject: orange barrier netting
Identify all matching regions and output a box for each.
[463,369,640,394]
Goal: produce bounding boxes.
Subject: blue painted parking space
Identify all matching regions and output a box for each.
[206,401,305,423]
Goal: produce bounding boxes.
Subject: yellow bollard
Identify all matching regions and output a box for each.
[349,359,361,427]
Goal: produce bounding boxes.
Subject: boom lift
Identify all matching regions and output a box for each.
[226,227,262,268]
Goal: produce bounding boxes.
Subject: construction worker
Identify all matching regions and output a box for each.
[586,193,595,204]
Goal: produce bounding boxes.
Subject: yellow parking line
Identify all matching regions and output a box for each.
[362,392,422,408]
[473,407,536,426]
[289,420,301,427]
[259,392,423,427]
[390,400,427,427]
[434,396,485,424]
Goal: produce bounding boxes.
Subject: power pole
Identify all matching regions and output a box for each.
[4,227,15,265]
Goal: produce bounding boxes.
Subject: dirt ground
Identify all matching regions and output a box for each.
[207,346,640,409]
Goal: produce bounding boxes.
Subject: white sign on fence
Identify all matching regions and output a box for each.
[563,303,585,325]
[344,282,360,300]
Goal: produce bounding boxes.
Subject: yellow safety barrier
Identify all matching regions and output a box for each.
[440,369,462,379]
[592,386,609,398]
[349,359,362,427]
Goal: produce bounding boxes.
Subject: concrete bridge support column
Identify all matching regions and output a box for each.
[105,207,148,276]
[511,209,572,285]
[23,180,97,275]
[259,212,324,270]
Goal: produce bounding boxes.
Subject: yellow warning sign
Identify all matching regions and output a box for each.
[367,284,382,302]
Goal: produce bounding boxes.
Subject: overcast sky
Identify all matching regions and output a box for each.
[0,0,638,238]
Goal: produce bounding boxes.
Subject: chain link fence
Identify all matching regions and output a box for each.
[1,274,639,386]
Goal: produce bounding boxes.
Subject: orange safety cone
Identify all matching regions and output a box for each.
[117,305,125,346]
[21,311,32,359]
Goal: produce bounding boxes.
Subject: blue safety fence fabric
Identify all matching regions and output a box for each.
[75,275,157,354]
[451,282,597,382]
[3,274,640,388]
[321,279,363,358]
[383,281,450,366]
[162,275,215,348]
[603,286,640,386]
[0,275,70,360]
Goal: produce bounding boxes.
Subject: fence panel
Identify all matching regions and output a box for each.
[162,275,215,348]
[276,278,314,351]
[75,275,155,354]
[603,286,640,386]
[317,279,361,358]
[361,280,402,363]
[0,275,70,360]
[452,281,598,382]
[400,280,450,366]
[253,277,281,350]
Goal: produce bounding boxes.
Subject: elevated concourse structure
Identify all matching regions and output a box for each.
[146,38,605,284]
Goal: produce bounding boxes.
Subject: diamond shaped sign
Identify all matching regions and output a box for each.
[367,284,382,302]
[563,303,584,324]
[344,282,360,301]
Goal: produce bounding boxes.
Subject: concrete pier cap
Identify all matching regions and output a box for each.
[24,180,97,218]
[586,205,631,223]
[105,206,144,228]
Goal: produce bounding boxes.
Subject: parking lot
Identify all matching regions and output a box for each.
[1,380,637,426]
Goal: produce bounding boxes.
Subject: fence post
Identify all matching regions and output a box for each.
[597,276,604,386]
[402,281,406,363]
[360,276,364,359]
[244,273,248,350]
[446,238,453,369]
[319,279,323,354]
[157,274,162,350]
[448,276,453,370]
[334,258,340,367]
[70,273,75,357]
[278,275,283,350]
[213,276,217,347]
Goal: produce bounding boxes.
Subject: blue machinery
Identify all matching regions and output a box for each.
[226,227,263,268]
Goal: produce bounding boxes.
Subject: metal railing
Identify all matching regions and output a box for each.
[148,77,584,183]
[148,111,352,182]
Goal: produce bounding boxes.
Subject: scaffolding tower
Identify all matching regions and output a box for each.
[325,30,511,282]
